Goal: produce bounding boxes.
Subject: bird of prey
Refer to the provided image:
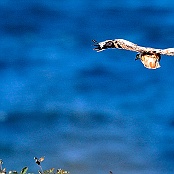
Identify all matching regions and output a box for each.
[93,39,174,69]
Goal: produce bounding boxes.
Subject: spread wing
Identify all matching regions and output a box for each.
[93,39,174,56]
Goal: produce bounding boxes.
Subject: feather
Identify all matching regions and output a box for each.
[93,39,174,69]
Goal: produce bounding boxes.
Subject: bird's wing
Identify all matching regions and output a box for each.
[93,39,174,56]
[160,48,174,56]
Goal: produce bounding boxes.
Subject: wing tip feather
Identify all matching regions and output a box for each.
[92,40,104,52]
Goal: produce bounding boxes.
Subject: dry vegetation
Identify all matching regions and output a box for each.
[0,157,69,174]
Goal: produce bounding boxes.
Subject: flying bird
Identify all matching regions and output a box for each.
[92,39,174,69]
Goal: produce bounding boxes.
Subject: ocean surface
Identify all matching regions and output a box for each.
[1,1,174,173]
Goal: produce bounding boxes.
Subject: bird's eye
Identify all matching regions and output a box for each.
[135,53,140,60]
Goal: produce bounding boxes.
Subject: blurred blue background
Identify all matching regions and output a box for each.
[1,0,174,173]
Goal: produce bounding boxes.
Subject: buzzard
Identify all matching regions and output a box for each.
[93,39,174,69]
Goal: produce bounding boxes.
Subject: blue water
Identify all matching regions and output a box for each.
[1,0,174,173]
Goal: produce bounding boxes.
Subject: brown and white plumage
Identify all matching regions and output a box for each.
[93,39,174,69]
